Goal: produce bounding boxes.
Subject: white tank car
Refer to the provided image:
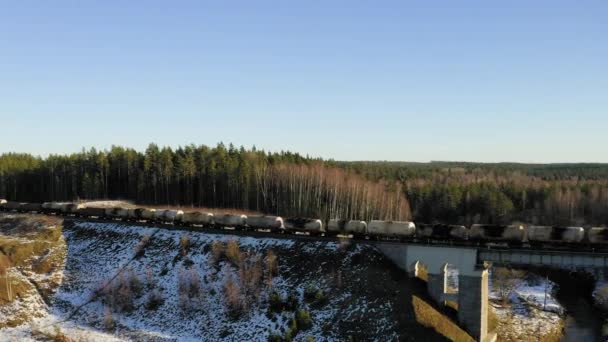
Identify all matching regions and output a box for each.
[0,199,6,205]
[468,224,525,242]
[367,220,416,238]
[588,227,608,244]
[3,201,22,211]
[214,214,247,227]
[162,210,183,222]
[327,219,367,235]
[247,215,284,229]
[105,207,129,219]
[181,211,214,225]
[50,202,64,212]
[284,218,325,233]
[528,226,585,243]
[61,203,83,214]
[140,208,156,220]
[417,224,468,240]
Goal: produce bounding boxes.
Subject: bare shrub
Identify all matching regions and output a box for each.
[96,268,142,312]
[178,267,203,311]
[146,288,164,310]
[265,250,278,277]
[226,240,242,266]
[134,234,151,257]
[180,234,190,257]
[224,276,244,318]
[0,254,13,302]
[211,240,224,264]
[492,267,524,305]
[239,254,264,302]
[103,306,115,331]
[145,266,156,289]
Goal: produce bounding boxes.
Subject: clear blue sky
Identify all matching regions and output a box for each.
[1,1,606,162]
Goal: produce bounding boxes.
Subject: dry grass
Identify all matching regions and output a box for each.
[95,268,142,313]
[224,276,244,317]
[177,267,203,311]
[180,234,190,257]
[226,240,242,266]
[411,295,474,342]
[211,240,224,264]
[0,270,33,305]
[134,234,152,258]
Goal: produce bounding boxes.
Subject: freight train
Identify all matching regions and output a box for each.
[1,200,607,248]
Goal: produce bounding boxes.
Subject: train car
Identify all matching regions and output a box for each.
[105,207,129,220]
[180,211,214,226]
[20,202,43,213]
[0,199,6,206]
[327,219,367,236]
[247,215,284,230]
[139,208,156,221]
[468,224,525,245]
[284,218,324,234]
[214,214,247,228]
[77,207,106,218]
[3,201,23,211]
[528,226,585,245]
[160,210,184,223]
[61,203,83,215]
[417,224,468,241]
[42,202,64,214]
[587,227,608,245]
[366,220,416,239]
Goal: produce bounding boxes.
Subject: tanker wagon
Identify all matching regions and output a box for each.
[284,218,325,235]
[417,224,468,241]
[468,224,525,246]
[61,203,83,215]
[327,219,367,236]
[527,226,585,246]
[366,220,416,240]
[214,214,247,228]
[247,215,284,231]
[180,211,214,227]
[105,207,129,220]
[587,227,608,245]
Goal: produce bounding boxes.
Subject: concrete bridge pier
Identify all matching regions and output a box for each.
[376,243,495,342]
[457,269,489,341]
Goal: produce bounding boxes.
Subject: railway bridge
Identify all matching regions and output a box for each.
[373,242,608,342]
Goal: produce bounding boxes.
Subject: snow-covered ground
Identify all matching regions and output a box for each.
[1,220,413,341]
[490,271,564,340]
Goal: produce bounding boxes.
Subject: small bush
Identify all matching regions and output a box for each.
[304,284,318,302]
[103,307,115,331]
[178,267,203,311]
[134,234,151,258]
[269,291,283,312]
[224,276,244,318]
[226,240,242,266]
[305,336,315,342]
[285,292,299,311]
[146,289,164,310]
[268,333,282,342]
[211,241,224,264]
[180,234,190,257]
[296,309,312,330]
[314,290,327,306]
[266,250,278,276]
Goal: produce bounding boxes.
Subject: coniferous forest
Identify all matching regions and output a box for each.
[1,143,608,226]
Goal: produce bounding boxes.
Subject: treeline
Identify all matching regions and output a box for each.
[335,161,608,226]
[0,144,410,222]
[3,146,608,225]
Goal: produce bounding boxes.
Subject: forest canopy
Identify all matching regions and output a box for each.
[1,143,608,226]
